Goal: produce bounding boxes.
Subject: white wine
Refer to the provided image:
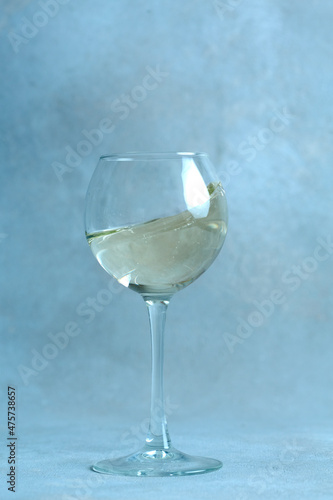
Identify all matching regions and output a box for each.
[87,183,227,296]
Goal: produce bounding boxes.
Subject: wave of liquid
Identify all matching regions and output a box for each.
[87,184,227,297]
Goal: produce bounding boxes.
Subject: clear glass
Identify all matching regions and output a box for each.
[85,152,228,476]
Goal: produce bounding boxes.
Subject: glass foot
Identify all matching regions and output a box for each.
[92,445,222,477]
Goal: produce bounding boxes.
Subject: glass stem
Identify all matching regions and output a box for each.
[144,298,171,450]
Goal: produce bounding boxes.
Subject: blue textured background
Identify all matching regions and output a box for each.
[1,0,332,498]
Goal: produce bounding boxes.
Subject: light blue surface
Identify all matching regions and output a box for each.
[1,0,333,498]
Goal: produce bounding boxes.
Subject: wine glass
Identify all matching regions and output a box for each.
[85,152,228,476]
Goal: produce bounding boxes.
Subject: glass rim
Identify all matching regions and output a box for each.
[99,152,208,161]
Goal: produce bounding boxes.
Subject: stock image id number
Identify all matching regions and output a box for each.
[8,387,16,436]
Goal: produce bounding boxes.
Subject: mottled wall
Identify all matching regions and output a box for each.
[1,0,332,435]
